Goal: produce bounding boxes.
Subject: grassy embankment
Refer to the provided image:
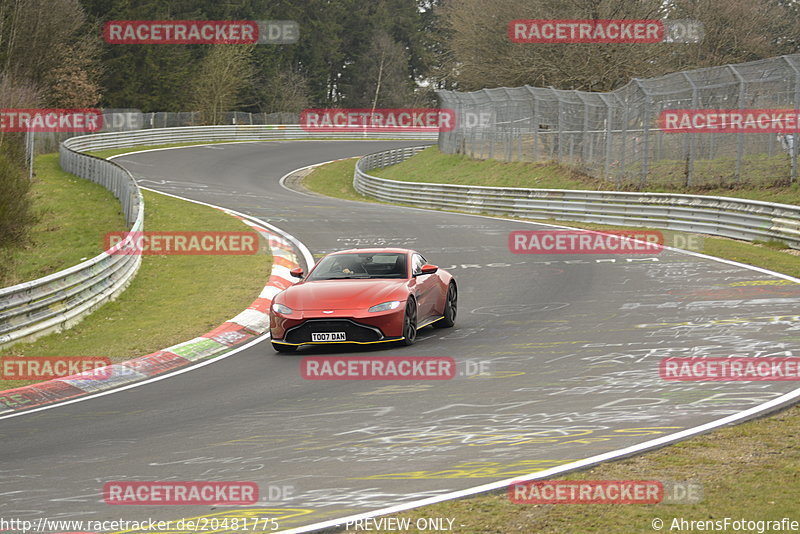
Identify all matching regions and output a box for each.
[0,151,271,390]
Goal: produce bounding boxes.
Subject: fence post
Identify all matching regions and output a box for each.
[728,65,746,183]
[502,88,514,161]
[469,93,478,159]
[618,92,629,185]
[487,100,495,159]
[600,94,613,182]
[633,79,651,186]
[682,72,698,187]
[26,128,34,180]
[526,86,540,162]
[577,92,590,164]
[782,56,800,183]
[551,87,564,162]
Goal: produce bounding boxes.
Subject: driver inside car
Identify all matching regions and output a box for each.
[332,256,360,274]
[341,255,372,274]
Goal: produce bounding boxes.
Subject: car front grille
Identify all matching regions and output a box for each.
[284,319,384,344]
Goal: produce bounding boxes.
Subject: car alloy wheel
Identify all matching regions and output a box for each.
[401,298,417,345]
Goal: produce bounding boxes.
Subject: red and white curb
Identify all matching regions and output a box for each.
[0,198,309,415]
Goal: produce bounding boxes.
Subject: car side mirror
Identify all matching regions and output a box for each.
[419,264,438,275]
[290,267,304,278]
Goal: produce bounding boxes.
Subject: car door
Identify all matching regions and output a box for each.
[411,253,438,319]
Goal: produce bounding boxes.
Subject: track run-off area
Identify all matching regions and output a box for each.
[2,140,800,532]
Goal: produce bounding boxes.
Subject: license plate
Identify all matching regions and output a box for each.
[312,332,346,342]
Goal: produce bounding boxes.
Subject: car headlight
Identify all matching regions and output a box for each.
[272,302,293,314]
[368,301,401,313]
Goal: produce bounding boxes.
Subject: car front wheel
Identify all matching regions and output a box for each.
[400,298,417,346]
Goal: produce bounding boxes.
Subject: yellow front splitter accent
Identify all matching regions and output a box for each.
[272,316,443,346]
[272,338,402,347]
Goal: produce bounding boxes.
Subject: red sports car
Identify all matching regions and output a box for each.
[269,248,457,352]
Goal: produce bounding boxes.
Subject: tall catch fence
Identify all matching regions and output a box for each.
[437,55,800,189]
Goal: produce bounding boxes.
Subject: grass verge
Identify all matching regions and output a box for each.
[371,146,603,190]
[303,155,800,533]
[303,158,370,202]
[337,405,800,533]
[0,153,128,287]
[1,178,271,390]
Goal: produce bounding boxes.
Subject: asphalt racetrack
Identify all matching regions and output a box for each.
[2,140,800,532]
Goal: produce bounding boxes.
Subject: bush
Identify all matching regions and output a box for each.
[0,148,37,249]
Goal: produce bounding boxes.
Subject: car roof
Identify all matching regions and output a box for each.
[328,248,414,255]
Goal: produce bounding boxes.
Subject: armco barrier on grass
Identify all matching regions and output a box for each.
[354,146,800,250]
[0,145,143,351]
[60,124,438,153]
[0,214,305,415]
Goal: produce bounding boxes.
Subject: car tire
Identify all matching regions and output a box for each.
[434,283,457,328]
[400,298,417,346]
[272,342,297,353]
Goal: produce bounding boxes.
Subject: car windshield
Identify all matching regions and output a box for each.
[306,253,407,281]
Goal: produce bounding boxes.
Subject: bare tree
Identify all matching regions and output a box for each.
[0,74,41,160]
[0,75,40,264]
[436,0,800,92]
[0,0,101,106]
[189,45,256,125]
[47,38,102,108]
[665,0,800,70]
[0,0,98,273]
[260,70,311,114]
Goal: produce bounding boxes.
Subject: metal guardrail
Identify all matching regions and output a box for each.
[63,124,439,153]
[0,145,144,349]
[354,146,800,249]
[1,126,437,350]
